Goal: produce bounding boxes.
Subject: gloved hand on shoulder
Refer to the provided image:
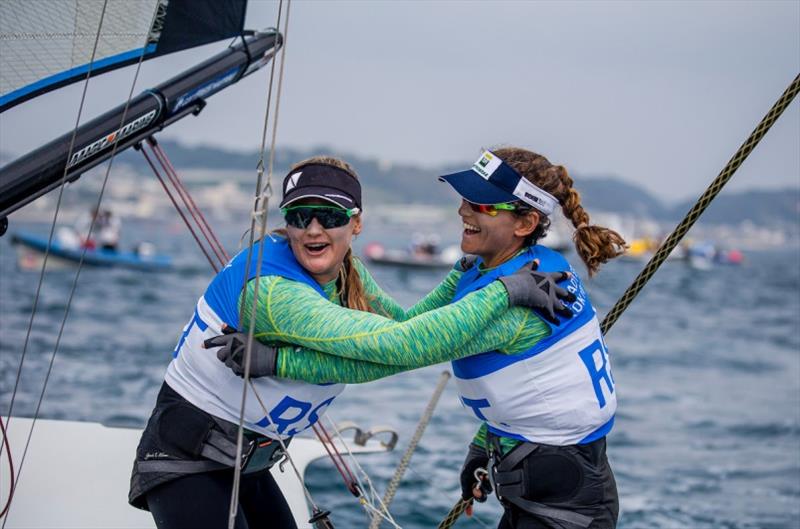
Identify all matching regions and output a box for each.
[203,325,277,378]
[498,260,576,325]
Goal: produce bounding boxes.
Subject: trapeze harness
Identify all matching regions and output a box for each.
[451,246,616,527]
[130,236,345,508]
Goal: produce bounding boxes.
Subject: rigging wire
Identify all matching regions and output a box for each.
[404,465,492,529]
[138,140,227,270]
[1,2,160,526]
[0,415,14,518]
[228,2,301,527]
[321,417,403,529]
[247,380,322,511]
[369,371,451,529]
[150,139,229,267]
[436,72,800,529]
[312,422,361,495]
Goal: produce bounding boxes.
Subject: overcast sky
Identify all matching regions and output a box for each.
[1,0,798,202]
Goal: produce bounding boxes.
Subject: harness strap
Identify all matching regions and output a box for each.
[504,496,593,529]
[201,429,245,467]
[489,439,593,529]
[137,459,227,474]
[495,442,537,472]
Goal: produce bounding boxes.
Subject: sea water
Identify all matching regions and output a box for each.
[1,218,798,529]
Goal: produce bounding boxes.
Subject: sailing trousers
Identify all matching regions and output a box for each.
[145,467,297,529]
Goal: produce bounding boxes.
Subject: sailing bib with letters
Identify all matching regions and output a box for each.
[451,246,616,446]
[165,236,345,440]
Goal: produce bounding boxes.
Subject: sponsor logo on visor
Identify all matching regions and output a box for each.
[466,150,559,215]
[471,151,501,180]
[285,171,302,192]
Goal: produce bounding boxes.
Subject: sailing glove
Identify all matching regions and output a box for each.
[460,443,491,502]
[204,326,277,378]
[498,261,576,325]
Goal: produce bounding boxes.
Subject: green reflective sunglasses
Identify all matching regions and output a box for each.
[281,205,360,229]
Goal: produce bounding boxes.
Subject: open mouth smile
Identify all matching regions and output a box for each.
[304,242,330,255]
[463,221,481,235]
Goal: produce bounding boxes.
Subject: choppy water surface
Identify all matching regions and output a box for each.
[1,218,798,529]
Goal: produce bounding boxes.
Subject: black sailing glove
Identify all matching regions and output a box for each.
[460,443,491,502]
[498,261,576,325]
[203,326,277,378]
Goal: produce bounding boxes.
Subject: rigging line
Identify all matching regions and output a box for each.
[404,465,492,529]
[139,144,221,271]
[236,0,284,326]
[600,73,800,335]
[437,73,800,529]
[437,499,472,529]
[2,4,160,527]
[358,500,403,529]
[145,139,228,265]
[369,371,451,529]
[0,416,15,518]
[229,3,291,526]
[322,416,402,528]
[260,0,364,493]
[148,139,229,267]
[312,422,360,495]
[148,141,228,265]
[3,0,110,435]
[247,380,320,510]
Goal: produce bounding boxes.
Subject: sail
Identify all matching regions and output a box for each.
[0,29,281,221]
[0,0,247,112]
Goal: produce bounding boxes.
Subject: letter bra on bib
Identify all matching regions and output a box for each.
[165,236,345,440]
[451,246,616,446]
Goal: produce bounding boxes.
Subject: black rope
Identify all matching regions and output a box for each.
[601,73,800,335]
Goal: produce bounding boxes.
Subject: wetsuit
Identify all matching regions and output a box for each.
[129,236,515,528]
[275,245,619,528]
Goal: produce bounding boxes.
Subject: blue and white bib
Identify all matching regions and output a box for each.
[165,236,345,440]
[451,246,616,445]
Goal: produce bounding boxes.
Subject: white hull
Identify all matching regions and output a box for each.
[1,417,392,528]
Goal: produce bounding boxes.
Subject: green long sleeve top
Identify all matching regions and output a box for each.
[240,257,547,452]
[239,259,549,384]
[239,259,532,376]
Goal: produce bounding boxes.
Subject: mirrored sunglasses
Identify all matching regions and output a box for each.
[465,201,518,217]
[281,205,359,229]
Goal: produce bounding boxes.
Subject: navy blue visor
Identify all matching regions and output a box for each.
[439,150,558,215]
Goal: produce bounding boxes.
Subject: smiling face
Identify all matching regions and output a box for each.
[458,199,539,268]
[285,198,362,285]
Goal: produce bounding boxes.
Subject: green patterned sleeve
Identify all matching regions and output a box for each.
[404,269,463,318]
[277,345,407,384]
[244,277,511,366]
[276,307,548,383]
[472,423,489,449]
[354,258,463,320]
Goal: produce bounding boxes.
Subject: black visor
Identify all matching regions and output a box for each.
[279,163,362,210]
